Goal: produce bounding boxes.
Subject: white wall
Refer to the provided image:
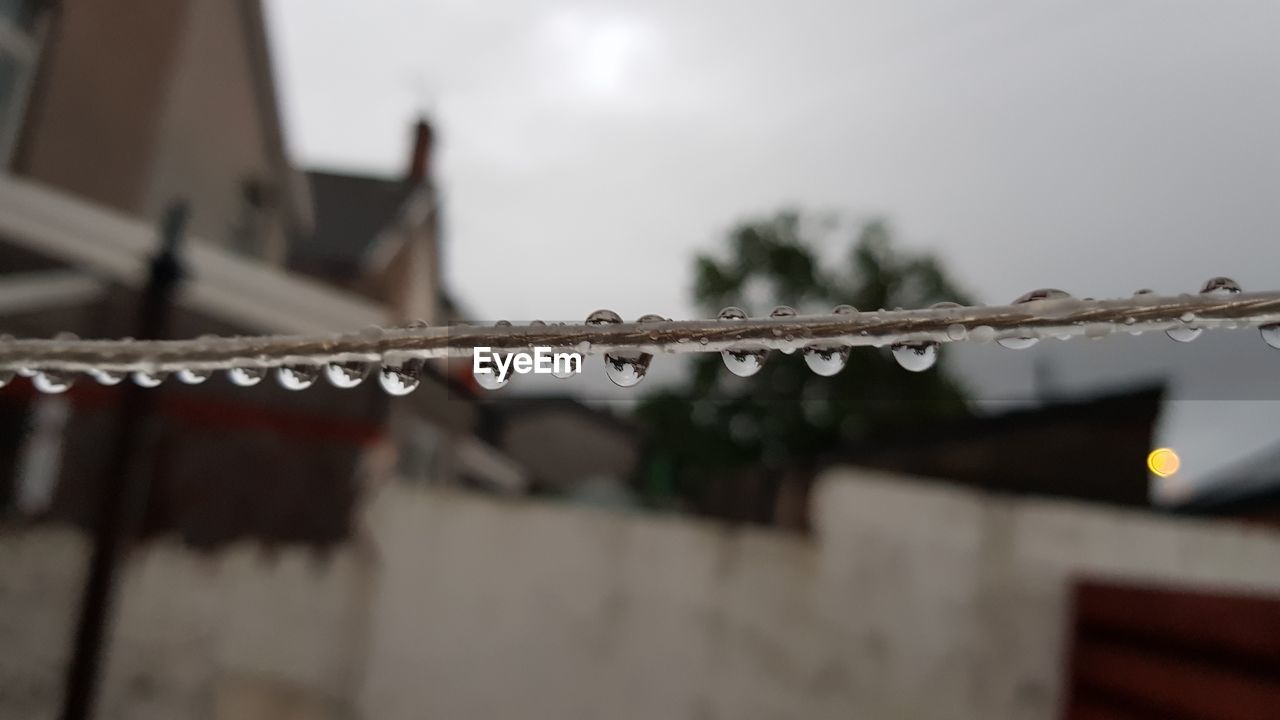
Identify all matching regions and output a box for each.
[3,469,1279,720]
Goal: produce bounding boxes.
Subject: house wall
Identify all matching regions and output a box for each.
[2,470,1278,720]
[141,0,292,264]
[11,0,189,210]
[13,0,295,263]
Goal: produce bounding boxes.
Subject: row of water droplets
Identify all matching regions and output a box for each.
[4,277,1278,395]
[0,323,428,397]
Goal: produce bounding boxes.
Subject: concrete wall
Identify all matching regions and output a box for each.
[3,469,1279,719]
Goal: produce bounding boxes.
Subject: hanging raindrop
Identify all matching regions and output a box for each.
[803,346,848,377]
[1200,277,1242,296]
[718,306,767,377]
[997,336,1039,350]
[1261,324,1280,350]
[803,305,853,377]
[381,355,424,396]
[604,314,660,388]
[998,289,1069,349]
[89,369,124,386]
[1167,325,1202,343]
[891,342,939,372]
[176,368,210,385]
[277,364,320,391]
[132,370,167,388]
[471,320,515,391]
[33,371,74,394]
[1167,307,1203,343]
[326,361,370,388]
[228,366,265,387]
[176,335,216,384]
[769,306,798,354]
[31,333,78,393]
[550,355,578,380]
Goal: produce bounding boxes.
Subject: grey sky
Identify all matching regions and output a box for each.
[265,0,1280,491]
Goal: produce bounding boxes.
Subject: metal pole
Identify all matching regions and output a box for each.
[59,201,188,720]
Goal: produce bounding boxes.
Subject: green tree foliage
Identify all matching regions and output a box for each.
[635,210,973,517]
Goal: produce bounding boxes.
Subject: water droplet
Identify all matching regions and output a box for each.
[381,356,424,395]
[1000,292,1066,348]
[970,326,996,343]
[722,350,765,377]
[803,346,848,377]
[802,305,856,376]
[326,361,370,388]
[228,367,265,387]
[1180,311,1196,323]
[474,321,513,391]
[471,358,507,391]
[1167,326,1202,343]
[550,357,578,380]
[769,306,798,354]
[1261,324,1280,350]
[1014,288,1072,304]
[33,371,74,394]
[931,301,963,309]
[946,324,967,341]
[997,336,1039,350]
[131,370,167,388]
[277,364,320,390]
[89,369,124,386]
[891,342,938,372]
[586,309,622,325]
[1200,276,1242,296]
[591,311,654,388]
[604,354,649,387]
[176,368,210,385]
[718,306,767,377]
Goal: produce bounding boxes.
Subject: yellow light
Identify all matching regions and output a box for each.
[1147,448,1180,478]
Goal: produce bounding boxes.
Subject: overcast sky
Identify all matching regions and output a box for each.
[264,0,1280,494]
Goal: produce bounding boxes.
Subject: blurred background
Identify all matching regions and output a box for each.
[1,1,1278,718]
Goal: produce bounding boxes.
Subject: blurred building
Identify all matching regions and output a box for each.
[1175,439,1280,526]
[0,0,526,543]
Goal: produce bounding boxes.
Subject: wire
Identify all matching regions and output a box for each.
[2,290,1279,374]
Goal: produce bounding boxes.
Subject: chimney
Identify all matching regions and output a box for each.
[406,118,434,185]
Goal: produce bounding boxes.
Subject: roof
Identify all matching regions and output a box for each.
[829,384,1165,507]
[1176,440,1280,520]
[288,170,413,282]
[0,175,384,334]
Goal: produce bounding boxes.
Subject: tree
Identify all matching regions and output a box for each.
[634,210,973,523]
